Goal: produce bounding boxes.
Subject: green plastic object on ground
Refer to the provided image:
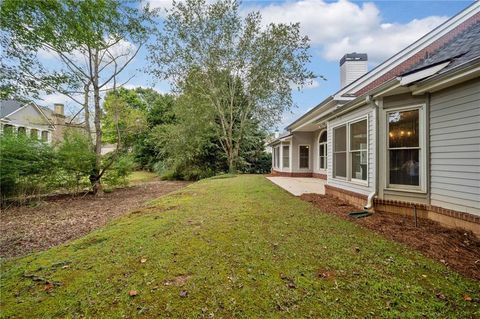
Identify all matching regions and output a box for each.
[348,211,372,218]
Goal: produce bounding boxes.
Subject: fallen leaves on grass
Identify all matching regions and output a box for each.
[129,290,138,297]
[164,275,191,287]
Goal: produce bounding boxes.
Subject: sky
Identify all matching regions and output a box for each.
[38,0,474,131]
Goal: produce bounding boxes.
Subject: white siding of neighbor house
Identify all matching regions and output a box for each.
[429,78,480,216]
[7,105,51,130]
[326,104,376,196]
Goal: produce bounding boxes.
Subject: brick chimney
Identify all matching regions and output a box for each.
[340,53,368,88]
[54,103,64,116]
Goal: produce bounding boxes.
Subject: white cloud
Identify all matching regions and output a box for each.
[246,0,448,64]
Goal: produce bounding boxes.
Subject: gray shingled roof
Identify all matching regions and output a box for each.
[405,21,480,75]
[0,100,24,119]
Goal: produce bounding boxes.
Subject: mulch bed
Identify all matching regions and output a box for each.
[0,180,191,259]
[300,193,480,281]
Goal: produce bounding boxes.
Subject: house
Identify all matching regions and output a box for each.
[270,2,480,235]
[0,100,82,143]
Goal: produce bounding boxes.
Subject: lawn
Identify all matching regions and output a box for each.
[1,175,478,318]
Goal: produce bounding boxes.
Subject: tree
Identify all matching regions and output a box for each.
[103,90,148,150]
[148,0,315,172]
[0,0,157,193]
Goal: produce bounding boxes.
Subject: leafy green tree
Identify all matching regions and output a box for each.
[148,0,315,172]
[103,91,148,150]
[57,130,96,191]
[1,0,157,193]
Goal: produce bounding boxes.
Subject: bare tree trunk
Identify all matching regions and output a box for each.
[92,49,103,195]
[83,81,93,145]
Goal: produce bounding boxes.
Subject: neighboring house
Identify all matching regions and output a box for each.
[0,100,82,144]
[270,3,480,235]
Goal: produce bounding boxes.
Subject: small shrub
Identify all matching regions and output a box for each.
[0,134,57,199]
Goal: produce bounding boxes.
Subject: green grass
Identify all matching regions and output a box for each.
[1,175,478,318]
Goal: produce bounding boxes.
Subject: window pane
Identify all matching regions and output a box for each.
[389,149,419,186]
[334,153,346,178]
[299,146,309,168]
[319,144,325,156]
[350,120,367,150]
[319,156,325,169]
[41,131,48,142]
[319,131,327,143]
[388,110,419,148]
[282,146,289,168]
[351,150,367,180]
[18,127,26,135]
[275,147,280,168]
[334,126,346,152]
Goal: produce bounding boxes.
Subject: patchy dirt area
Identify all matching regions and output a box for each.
[0,180,191,258]
[300,194,480,281]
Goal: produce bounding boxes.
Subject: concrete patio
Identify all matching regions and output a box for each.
[266,177,326,196]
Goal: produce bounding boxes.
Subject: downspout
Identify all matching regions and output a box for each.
[364,95,379,210]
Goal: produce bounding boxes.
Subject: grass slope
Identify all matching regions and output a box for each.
[1,175,478,318]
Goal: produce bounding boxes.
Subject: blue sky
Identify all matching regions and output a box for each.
[39,0,474,130]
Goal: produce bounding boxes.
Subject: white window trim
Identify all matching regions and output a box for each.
[386,104,427,193]
[331,116,369,185]
[318,130,327,171]
[298,144,311,170]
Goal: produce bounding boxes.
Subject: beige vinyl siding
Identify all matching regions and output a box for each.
[429,78,480,216]
[327,104,376,196]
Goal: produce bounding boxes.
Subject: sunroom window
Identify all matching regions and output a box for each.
[350,120,367,181]
[333,118,368,182]
[333,126,346,178]
[273,146,280,168]
[282,145,290,168]
[388,109,420,187]
[319,131,327,170]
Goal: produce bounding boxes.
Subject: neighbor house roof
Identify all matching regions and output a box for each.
[0,99,55,127]
[0,100,24,119]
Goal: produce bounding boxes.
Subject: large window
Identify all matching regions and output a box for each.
[350,120,368,181]
[333,126,347,178]
[299,145,310,169]
[319,131,327,170]
[388,109,421,187]
[282,145,290,168]
[333,118,368,181]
